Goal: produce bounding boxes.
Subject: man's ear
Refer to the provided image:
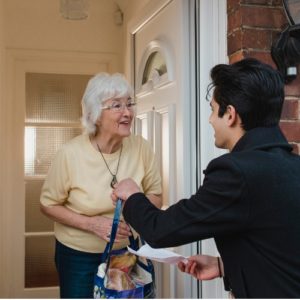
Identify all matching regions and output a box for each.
[226,105,240,127]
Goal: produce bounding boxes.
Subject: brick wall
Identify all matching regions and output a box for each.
[227,0,300,154]
[281,70,300,154]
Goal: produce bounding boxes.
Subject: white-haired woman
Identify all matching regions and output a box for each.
[40,73,162,298]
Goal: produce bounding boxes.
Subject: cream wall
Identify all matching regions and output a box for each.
[121,0,150,24]
[0,1,130,297]
[0,0,159,297]
[0,0,6,294]
[0,1,155,297]
[4,0,124,64]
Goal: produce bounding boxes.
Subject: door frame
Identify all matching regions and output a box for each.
[196,0,228,298]
[1,48,119,298]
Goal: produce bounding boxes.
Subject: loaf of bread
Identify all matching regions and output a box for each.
[110,252,137,273]
[106,268,135,291]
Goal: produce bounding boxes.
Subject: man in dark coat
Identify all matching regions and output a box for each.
[112,58,300,298]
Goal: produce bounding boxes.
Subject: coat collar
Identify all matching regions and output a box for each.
[232,125,293,153]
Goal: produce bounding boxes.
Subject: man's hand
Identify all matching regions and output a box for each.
[177,254,223,280]
[111,178,141,204]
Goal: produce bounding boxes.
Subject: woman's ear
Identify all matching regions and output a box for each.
[95,116,102,128]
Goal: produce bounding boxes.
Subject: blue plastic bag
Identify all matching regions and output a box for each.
[93,199,155,299]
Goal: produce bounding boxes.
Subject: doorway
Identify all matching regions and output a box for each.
[128,0,228,298]
[3,49,118,298]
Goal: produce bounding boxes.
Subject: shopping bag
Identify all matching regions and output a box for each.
[93,199,156,298]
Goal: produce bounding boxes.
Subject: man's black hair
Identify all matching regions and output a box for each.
[208,58,285,130]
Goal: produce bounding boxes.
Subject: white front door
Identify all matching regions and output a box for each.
[127,0,229,298]
[128,0,197,298]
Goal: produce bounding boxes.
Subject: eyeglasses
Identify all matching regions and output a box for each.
[101,102,137,113]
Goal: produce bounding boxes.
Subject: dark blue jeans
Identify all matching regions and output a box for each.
[55,239,103,299]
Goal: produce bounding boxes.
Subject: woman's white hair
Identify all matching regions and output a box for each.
[81,72,133,135]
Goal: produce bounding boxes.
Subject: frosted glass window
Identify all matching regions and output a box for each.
[142,51,167,85]
[25,179,54,232]
[24,127,82,176]
[25,235,58,288]
[24,72,90,290]
[25,73,91,123]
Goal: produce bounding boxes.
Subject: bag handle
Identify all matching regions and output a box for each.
[102,199,136,270]
[109,199,122,247]
[101,199,155,281]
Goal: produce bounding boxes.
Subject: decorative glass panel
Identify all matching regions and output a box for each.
[24,127,82,176]
[24,72,90,290]
[25,179,54,232]
[25,73,91,123]
[142,51,167,85]
[25,235,58,288]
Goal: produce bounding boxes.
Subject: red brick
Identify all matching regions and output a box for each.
[229,51,246,64]
[228,7,242,34]
[229,50,275,66]
[228,29,243,55]
[243,28,273,50]
[227,3,287,57]
[272,0,283,5]
[241,0,286,6]
[228,29,273,54]
[281,100,300,120]
[245,50,275,66]
[280,121,300,142]
[241,6,286,29]
[227,0,240,13]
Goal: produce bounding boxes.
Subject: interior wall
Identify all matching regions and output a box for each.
[4,0,124,68]
[0,1,129,297]
[0,0,5,295]
[121,0,149,25]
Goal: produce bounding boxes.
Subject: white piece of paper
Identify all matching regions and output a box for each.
[127,243,188,264]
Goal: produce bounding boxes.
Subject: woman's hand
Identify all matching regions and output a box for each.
[177,255,223,280]
[87,215,132,242]
[111,178,141,204]
[40,204,131,243]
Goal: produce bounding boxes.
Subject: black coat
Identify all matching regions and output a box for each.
[123,126,300,298]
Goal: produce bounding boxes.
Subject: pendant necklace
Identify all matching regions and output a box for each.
[96,143,123,188]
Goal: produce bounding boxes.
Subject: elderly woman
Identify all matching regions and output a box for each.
[40,73,162,299]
